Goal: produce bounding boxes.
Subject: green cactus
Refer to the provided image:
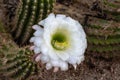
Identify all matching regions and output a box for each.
[6,0,55,45]
[103,0,120,22]
[103,0,119,8]
[0,20,5,32]
[0,48,38,80]
[85,0,120,55]
[0,22,39,80]
[86,21,120,54]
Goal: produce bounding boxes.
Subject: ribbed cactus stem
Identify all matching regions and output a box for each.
[86,20,120,53]
[89,45,120,52]
[0,49,38,79]
[31,64,36,75]
[5,61,28,77]
[15,62,32,79]
[10,0,55,45]
[14,0,31,39]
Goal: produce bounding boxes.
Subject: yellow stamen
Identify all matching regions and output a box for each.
[51,31,69,51]
[52,40,68,50]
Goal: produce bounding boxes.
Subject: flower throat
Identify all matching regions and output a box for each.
[51,32,68,50]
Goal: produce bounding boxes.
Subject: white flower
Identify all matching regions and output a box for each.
[30,13,87,71]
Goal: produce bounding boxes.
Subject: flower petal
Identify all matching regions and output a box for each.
[60,61,68,71]
[51,60,60,67]
[56,52,69,61]
[47,50,59,60]
[34,37,43,47]
[40,55,50,63]
[77,56,84,65]
[30,37,35,42]
[39,13,55,26]
[33,29,43,37]
[56,14,66,19]
[32,25,42,30]
[46,63,52,70]
[34,47,41,54]
[40,43,48,55]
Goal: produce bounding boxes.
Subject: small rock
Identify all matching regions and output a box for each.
[117,9,120,13]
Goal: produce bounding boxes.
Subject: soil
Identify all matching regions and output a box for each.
[0,0,120,80]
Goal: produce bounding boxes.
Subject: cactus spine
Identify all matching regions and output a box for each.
[10,0,55,45]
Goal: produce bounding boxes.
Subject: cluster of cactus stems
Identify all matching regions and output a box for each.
[8,0,55,45]
[0,49,38,80]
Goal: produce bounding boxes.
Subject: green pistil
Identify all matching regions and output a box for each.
[51,32,69,50]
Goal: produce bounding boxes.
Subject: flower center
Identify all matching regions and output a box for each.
[51,32,68,50]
